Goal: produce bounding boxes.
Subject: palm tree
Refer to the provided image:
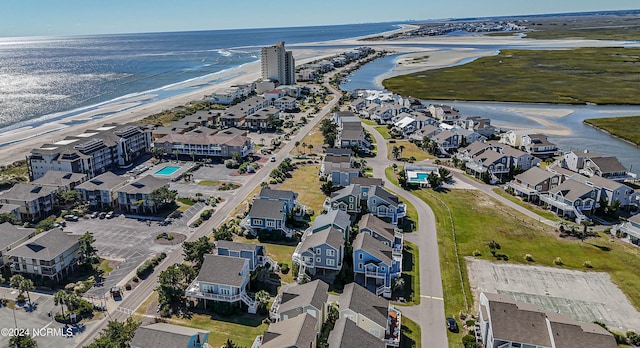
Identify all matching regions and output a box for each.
[260,138,266,146]
[254,290,270,311]
[19,279,34,305]
[172,149,179,161]
[294,141,300,153]
[438,167,452,182]
[54,290,68,317]
[307,144,313,154]
[190,151,196,163]
[399,145,405,159]
[392,146,400,160]
[9,275,25,297]
[301,142,307,155]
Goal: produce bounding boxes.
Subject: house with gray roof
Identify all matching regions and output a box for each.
[75,171,129,209]
[521,133,558,159]
[292,227,344,280]
[130,323,210,348]
[308,209,351,241]
[325,184,361,214]
[358,214,403,255]
[153,131,253,160]
[572,173,638,208]
[242,199,291,237]
[0,223,35,270]
[328,317,386,348]
[216,240,277,272]
[507,167,563,203]
[350,177,384,188]
[367,185,406,226]
[185,254,256,313]
[561,150,636,182]
[31,170,87,191]
[0,184,57,221]
[478,292,615,348]
[258,188,299,214]
[6,229,80,281]
[116,175,169,214]
[540,179,597,223]
[353,233,402,299]
[613,214,640,246]
[255,313,318,348]
[269,279,329,331]
[339,283,402,347]
[0,203,21,222]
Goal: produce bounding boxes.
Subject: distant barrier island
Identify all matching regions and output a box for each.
[382,47,640,105]
[584,116,640,147]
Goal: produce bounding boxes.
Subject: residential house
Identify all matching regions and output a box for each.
[334,112,370,152]
[464,144,540,184]
[350,97,368,113]
[338,283,402,346]
[393,115,418,136]
[358,214,403,254]
[561,151,635,182]
[27,123,152,180]
[215,241,276,272]
[499,130,529,148]
[75,171,129,209]
[130,323,210,348]
[292,227,344,279]
[116,175,169,214]
[499,144,541,171]
[0,223,35,270]
[540,179,598,223]
[521,133,558,159]
[572,174,638,208]
[153,131,253,160]
[258,188,299,214]
[330,168,361,187]
[456,116,496,137]
[7,229,80,281]
[308,209,351,241]
[328,317,386,348]
[353,233,402,298]
[31,171,87,192]
[242,199,291,237]
[367,186,406,226]
[478,292,615,348]
[207,86,246,105]
[273,96,297,112]
[456,141,492,163]
[429,104,460,123]
[244,106,280,131]
[507,167,563,203]
[433,129,463,153]
[320,154,352,177]
[325,184,361,214]
[0,203,21,222]
[185,254,256,313]
[350,177,384,188]
[254,313,318,348]
[0,184,57,222]
[218,96,271,128]
[269,279,329,331]
[325,148,353,157]
[613,214,640,246]
[263,89,285,101]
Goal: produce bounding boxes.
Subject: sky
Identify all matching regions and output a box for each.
[1,0,638,37]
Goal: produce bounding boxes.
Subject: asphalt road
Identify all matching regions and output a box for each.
[363,124,448,348]
[74,71,343,348]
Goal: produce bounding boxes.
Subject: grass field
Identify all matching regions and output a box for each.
[491,188,561,223]
[236,237,297,284]
[387,140,432,162]
[375,126,392,139]
[170,312,268,347]
[584,116,640,146]
[292,123,325,155]
[276,164,325,218]
[383,48,640,105]
[400,316,422,348]
[361,119,378,126]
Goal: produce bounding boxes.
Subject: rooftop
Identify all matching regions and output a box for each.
[7,229,80,261]
[197,254,247,287]
[340,282,390,328]
[130,323,209,348]
[277,279,329,315]
[248,199,286,220]
[261,313,318,348]
[353,233,393,268]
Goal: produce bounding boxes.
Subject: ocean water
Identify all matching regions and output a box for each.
[0,23,399,130]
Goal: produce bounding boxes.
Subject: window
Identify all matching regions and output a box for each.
[316,248,321,254]
[535,185,543,191]
[551,177,558,184]
[358,264,363,270]
[266,220,276,228]
[316,257,321,263]
[252,219,262,226]
[358,253,363,260]
[349,196,354,202]
[326,249,335,256]
[349,204,354,210]
[327,259,335,266]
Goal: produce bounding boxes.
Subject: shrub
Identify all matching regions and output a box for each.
[465,319,475,327]
[462,334,478,348]
[611,331,628,345]
[167,234,174,240]
[132,277,139,283]
[472,249,482,257]
[200,209,212,220]
[583,260,593,268]
[495,253,509,261]
[125,283,132,290]
[280,263,290,274]
[554,257,564,266]
[524,254,534,262]
[158,252,167,260]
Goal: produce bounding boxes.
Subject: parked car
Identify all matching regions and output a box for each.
[99,212,107,219]
[90,212,98,219]
[57,221,67,227]
[64,214,78,222]
[270,156,276,162]
[105,211,114,219]
[446,317,459,332]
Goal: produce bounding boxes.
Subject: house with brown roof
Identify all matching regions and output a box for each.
[507,167,563,203]
[328,317,386,348]
[561,150,635,182]
[521,133,558,159]
[478,292,616,348]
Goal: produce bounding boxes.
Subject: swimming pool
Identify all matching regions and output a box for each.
[154,166,180,176]
[409,172,429,182]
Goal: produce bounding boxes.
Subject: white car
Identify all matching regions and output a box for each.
[270,156,276,162]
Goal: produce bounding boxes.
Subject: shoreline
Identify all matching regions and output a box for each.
[583,121,640,148]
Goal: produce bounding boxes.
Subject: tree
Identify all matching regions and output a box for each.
[307,144,314,154]
[19,279,34,305]
[54,290,68,317]
[79,231,98,264]
[182,236,214,269]
[190,151,196,163]
[224,339,243,348]
[392,146,400,160]
[150,187,177,207]
[56,189,79,206]
[260,138,265,146]
[9,334,37,348]
[85,317,140,348]
[0,213,17,224]
[10,275,25,296]
[294,141,300,153]
[438,167,452,182]
[393,276,405,291]
[156,264,196,306]
[254,290,270,312]
[427,172,442,189]
[301,142,307,155]
[398,144,405,159]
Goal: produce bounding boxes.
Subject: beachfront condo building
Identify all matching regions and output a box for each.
[27,123,152,180]
[261,41,295,86]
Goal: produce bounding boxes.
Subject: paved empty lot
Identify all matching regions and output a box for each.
[467,258,640,332]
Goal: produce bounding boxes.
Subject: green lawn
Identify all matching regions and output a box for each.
[375,126,392,139]
[361,119,378,126]
[236,237,297,284]
[197,180,222,186]
[387,140,432,162]
[383,48,640,105]
[277,164,325,217]
[97,258,114,275]
[292,123,325,155]
[170,312,268,348]
[400,316,422,348]
[584,116,640,146]
[399,242,420,306]
[491,188,561,223]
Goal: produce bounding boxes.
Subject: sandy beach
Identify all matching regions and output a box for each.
[2,31,639,166]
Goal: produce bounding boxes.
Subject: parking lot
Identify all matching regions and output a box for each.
[63,202,204,297]
[467,258,640,332]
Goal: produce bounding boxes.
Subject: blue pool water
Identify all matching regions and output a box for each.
[155,166,180,176]
[409,172,429,182]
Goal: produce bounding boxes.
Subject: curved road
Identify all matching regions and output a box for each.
[363,124,448,348]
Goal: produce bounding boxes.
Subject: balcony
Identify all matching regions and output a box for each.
[364,269,388,279]
[185,281,242,303]
[385,306,402,347]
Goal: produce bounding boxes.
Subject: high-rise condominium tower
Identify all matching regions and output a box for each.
[261,41,295,85]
